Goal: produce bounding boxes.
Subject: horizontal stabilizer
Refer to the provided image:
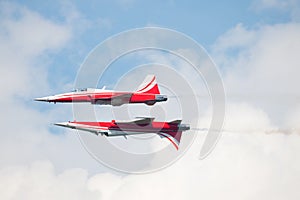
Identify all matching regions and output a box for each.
[168,119,182,124]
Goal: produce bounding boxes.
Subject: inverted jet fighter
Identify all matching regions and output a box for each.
[55,117,190,150]
[35,75,167,106]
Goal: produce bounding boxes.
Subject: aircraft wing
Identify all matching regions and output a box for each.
[54,122,109,135]
[92,93,132,106]
[93,93,132,100]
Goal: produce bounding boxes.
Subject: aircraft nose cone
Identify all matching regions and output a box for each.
[34,96,49,102]
[54,122,69,127]
[34,96,55,102]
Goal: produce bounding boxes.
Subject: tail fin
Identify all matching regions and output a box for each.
[158,131,183,150]
[136,75,160,94]
[158,120,188,150]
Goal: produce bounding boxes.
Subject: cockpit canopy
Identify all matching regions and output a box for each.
[71,87,107,93]
[71,88,88,92]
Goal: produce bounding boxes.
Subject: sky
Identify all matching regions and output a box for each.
[1,0,300,199]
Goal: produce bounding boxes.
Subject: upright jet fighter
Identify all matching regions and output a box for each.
[55,117,190,150]
[35,75,167,106]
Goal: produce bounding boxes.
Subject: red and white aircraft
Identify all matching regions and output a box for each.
[35,75,167,106]
[55,117,190,150]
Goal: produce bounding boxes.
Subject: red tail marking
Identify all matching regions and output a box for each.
[158,131,183,150]
[136,75,160,94]
[137,76,155,92]
[143,84,160,94]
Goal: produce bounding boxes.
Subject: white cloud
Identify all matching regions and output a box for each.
[0,161,102,200]
[284,106,300,131]
[2,118,300,200]
[252,0,300,21]
[79,102,298,200]
[0,2,102,172]
[78,20,300,199]
[114,134,300,200]
[1,8,71,57]
[198,103,275,133]
[0,2,72,98]
[212,22,300,125]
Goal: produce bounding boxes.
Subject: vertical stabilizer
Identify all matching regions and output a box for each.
[136,75,160,94]
[158,131,183,150]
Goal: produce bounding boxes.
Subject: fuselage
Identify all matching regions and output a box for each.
[65,121,190,134]
[35,88,167,106]
[54,119,190,150]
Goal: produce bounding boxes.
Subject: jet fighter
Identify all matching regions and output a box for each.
[54,117,190,150]
[35,75,167,106]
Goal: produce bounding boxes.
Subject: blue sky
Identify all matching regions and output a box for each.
[23,0,291,46]
[1,0,300,199]
[19,0,294,117]
[17,0,293,90]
